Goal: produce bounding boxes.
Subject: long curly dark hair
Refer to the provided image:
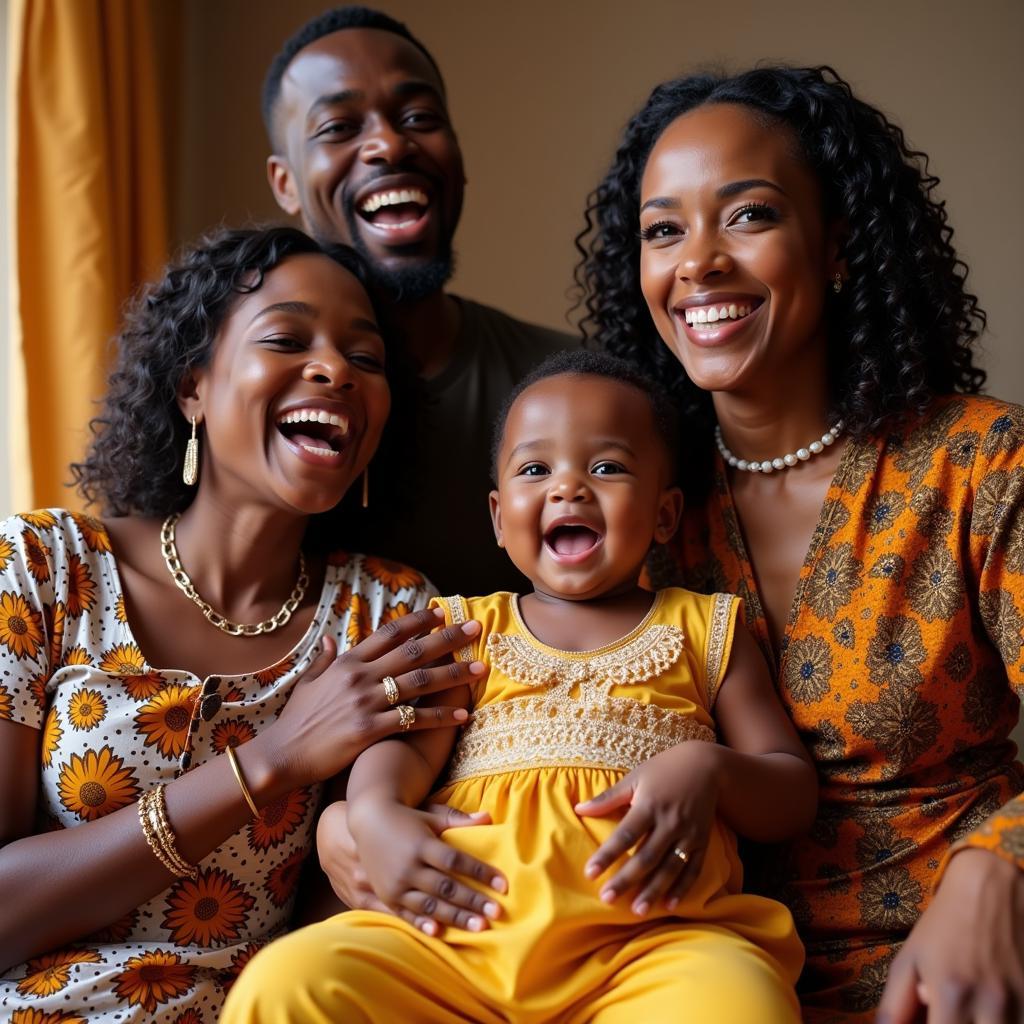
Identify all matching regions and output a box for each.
[575,66,986,487]
[71,226,395,545]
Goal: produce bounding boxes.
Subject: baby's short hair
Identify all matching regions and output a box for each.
[490,349,681,482]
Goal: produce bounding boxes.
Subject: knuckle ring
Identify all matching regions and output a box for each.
[397,704,416,731]
[673,847,689,864]
[381,675,400,705]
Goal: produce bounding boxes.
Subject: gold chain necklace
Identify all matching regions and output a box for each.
[160,514,309,636]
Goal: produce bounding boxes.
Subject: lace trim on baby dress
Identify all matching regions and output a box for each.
[447,616,714,782]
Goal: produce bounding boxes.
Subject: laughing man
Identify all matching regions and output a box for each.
[262,6,577,593]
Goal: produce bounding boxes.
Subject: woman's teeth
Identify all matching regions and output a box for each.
[277,409,349,431]
[683,303,753,325]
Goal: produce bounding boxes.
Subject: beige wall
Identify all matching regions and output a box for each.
[174,0,1024,405]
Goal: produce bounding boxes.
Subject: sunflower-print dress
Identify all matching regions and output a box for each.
[0,508,435,1024]
[650,395,1024,1022]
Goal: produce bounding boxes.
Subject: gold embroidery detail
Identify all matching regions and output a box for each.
[447,695,714,782]
[485,623,686,699]
[441,595,474,662]
[704,593,735,707]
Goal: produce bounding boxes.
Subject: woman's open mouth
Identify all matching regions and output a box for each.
[276,407,351,466]
[543,521,605,564]
[675,297,764,344]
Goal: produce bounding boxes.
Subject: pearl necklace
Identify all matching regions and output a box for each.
[160,514,308,636]
[715,420,845,474]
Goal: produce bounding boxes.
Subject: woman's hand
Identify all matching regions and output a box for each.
[575,741,719,915]
[346,798,507,937]
[252,608,483,792]
[877,848,1024,1024]
[316,799,494,915]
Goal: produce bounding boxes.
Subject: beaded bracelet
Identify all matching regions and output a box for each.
[138,785,198,880]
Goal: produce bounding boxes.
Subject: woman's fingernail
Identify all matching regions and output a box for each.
[666,898,679,911]
[453,708,469,721]
[432,607,446,618]
[469,660,486,674]
[600,888,616,904]
[468,916,485,931]
[421,920,437,935]
[633,900,649,916]
[484,901,500,919]
[491,876,508,894]
[584,863,599,879]
[461,621,480,635]
[469,811,489,820]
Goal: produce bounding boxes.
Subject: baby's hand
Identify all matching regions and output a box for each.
[574,742,719,915]
[348,799,507,937]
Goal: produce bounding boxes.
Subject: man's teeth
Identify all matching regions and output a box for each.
[277,409,349,433]
[360,188,429,214]
[684,303,753,325]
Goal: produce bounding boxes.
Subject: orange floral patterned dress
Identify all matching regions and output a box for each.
[648,395,1024,1022]
[0,509,435,1023]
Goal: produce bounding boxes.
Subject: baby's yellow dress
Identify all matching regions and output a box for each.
[223,588,803,1024]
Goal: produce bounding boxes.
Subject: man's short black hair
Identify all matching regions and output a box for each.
[261,6,445,150]
[490,349,682,483]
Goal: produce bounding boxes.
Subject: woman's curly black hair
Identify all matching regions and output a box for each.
[71,226,400,545]
[575,66,986,489]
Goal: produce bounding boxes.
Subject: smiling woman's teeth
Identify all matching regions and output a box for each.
[278,409,348,430]
[684,303,752,325]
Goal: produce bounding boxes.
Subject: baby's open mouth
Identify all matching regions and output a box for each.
[276,408,350,458]
[544,523,603,557]
[357,187,431,231]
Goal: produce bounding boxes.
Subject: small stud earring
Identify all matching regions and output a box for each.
[183,416,200,486]
[361,467,369,509]
[832,272,844,294]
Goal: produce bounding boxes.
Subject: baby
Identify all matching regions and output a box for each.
[223,349,818,1024]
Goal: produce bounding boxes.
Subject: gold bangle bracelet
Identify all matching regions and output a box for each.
[149,784,198,879]
[225,744,259,818]
[138,786,198,879]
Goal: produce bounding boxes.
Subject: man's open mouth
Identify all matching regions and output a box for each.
[357,187,431,231]
[276,408,350,459]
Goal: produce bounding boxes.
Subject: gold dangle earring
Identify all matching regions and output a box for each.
[832,272,844,294]
[183,416,200,486]
[361,466,369,508]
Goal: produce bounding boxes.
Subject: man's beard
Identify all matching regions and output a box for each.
[329,205,455,304]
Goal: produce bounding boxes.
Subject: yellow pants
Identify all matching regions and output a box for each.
[221,912,800,1024]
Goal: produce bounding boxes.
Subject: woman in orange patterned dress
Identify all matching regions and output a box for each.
[0,227,481,1021]
[575,67,1024,1022]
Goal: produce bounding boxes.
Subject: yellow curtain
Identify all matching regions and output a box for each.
[7,0,169,512]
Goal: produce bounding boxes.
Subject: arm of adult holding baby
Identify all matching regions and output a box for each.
[577,621,817,912]
[0,609,476,971]
[344,674,508,936]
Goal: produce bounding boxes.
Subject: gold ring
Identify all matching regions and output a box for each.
[673,847,689,864]
[397,705,415,731]
[381,675,400,705]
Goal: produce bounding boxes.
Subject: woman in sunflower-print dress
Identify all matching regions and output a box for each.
[0,228,481,1023]
[575,67,1024,1022]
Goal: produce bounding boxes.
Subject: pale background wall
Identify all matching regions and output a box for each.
[171,0,1024,411]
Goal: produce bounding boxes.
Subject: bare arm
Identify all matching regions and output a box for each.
[701,621,817,842]
[0,609,480,970]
